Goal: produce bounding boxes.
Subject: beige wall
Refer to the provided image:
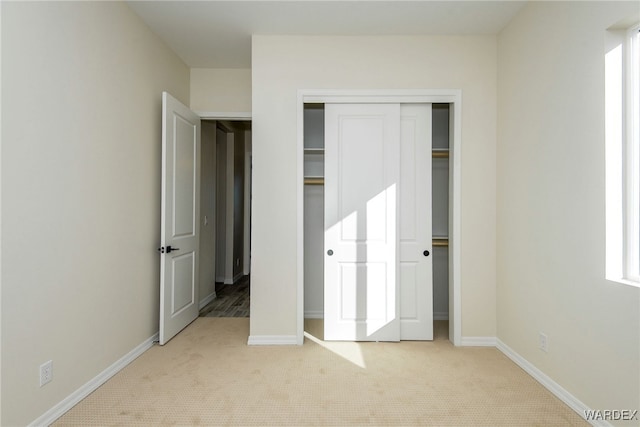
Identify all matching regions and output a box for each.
[190,68,251,113]
[251,35,497,338]
[497,0,640,413]
[231,123,246,280]
[200,121,217,304]
[215,128,230,282]
[1,2,189,425]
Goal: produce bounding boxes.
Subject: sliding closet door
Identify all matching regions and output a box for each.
[324,104,401,341]
[399,104,433,340]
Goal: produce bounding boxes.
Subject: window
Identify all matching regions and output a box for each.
[606,23,640,286]
[624,24,640,282]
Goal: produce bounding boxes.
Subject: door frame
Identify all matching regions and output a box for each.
[296,89,462,345]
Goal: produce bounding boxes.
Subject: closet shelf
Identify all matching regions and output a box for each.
[432,238,449,247]
[432,149,449,159]
[304,177,324,186]
[304,148,325,154]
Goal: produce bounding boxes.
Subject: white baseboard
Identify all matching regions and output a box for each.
[304,310,324,319]
[460,336,497,347]
[247,335,298,345]
[232,272,244,283]
[305,312,447,321]
[28,333,158,427]
[496,339,602,426]
[199,291,216,310]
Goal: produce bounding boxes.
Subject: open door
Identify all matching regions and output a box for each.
[159,92,201,345]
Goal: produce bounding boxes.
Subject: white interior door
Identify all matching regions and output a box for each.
[399,104,433,340]
[324,103,400,341]
[159,91,201,345]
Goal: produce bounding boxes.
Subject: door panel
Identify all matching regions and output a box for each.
[399,104,433,340]
[173,115,197,237]
[324,103,400,341]
[160,91,201,345]
[171,253,196,314]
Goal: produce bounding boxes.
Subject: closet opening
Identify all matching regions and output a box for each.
[302,100,453,342]
[303,104,325,336]
[431,103,450,340]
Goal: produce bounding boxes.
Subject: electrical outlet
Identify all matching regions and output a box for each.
[539,332,548,353]
[236,258,240,267]
[40,360,53,387]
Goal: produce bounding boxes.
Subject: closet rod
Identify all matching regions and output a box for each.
[304,177,324,186]
[432,151,449,159]
[432,238,449,247]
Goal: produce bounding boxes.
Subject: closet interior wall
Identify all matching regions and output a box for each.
[303,104,325,318]
[432,104,450,320]
[302,103,450,322]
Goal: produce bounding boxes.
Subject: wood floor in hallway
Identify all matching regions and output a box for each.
[199,275,249,317]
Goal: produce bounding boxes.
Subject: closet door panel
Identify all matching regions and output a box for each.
[323,103,433,341]
[399,104,433,340]
[324,103,400,341]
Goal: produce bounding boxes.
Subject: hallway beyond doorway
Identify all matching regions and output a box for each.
[199,276,250,317]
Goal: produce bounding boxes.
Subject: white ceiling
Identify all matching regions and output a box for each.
[127,1,527,68]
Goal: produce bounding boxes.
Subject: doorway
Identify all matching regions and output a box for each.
[199,119,252,318]
[297,90,462,345]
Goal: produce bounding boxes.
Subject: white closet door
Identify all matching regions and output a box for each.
[324,103,401,341]
[399,104,433,340]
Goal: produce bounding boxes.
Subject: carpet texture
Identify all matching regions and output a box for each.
[54,318,586,426]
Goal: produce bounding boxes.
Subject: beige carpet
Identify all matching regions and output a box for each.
[54,318,586,426]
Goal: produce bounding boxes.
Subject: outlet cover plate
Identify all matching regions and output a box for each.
[40,360,53,387]
[539,332,548,353]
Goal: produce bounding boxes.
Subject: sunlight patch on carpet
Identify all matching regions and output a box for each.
[304,331,367,369]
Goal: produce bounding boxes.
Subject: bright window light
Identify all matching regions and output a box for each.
[625,24,640,282]
[606,23,640,287]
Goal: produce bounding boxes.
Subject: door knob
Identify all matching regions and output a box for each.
[327,249,334,256]
[423,250,430,257]
[158,245,180,254]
